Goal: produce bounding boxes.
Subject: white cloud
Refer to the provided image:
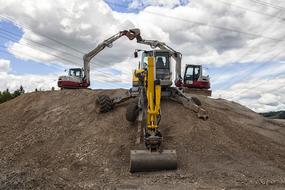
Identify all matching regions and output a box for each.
[7,42,55,63]
[0,59,60,92]
[2,0,285,68]
[128,0,188,9]
[0,59,10,73]
[213,77,285,112]
[115,1,285,66]
[251,63,285,79]
[0,72,59,92]
[258,93,279,106]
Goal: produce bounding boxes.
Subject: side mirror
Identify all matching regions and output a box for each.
[134,51,138,58]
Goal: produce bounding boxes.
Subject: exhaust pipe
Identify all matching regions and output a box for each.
[130,150,177,173]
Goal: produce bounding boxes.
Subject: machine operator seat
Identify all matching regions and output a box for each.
[156,57,165,68]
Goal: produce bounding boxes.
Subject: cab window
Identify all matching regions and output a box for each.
[186,67,193,78]
[69,69,82,78]
[155,52,170,69]
[194,67,200,80]
[141,51,170,69]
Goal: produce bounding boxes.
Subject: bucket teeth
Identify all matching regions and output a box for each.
[130,150,177,173]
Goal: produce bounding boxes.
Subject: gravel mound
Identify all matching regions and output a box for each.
[0,89,285,189]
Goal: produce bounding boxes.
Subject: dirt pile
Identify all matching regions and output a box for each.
[0,89,285,190]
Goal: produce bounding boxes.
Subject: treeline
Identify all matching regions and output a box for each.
[0,86,25,104]
[260,111,285,119]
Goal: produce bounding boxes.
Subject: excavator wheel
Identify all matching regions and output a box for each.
[191,97,201,106]
[126,102,139,122]
[96,95,113,113]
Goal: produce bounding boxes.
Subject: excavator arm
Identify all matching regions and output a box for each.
[83,29,141,85]
[146,56,161,130]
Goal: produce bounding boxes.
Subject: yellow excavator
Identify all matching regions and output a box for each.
[96,30,208,172]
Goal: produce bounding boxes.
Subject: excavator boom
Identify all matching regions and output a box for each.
[83,29,140,85]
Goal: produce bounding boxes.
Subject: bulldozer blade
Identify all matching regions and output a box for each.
[130,150,177,173]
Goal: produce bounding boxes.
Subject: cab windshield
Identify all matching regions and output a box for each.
[69,69,82,78]
[141,51,170,69]
[155,52,170,69]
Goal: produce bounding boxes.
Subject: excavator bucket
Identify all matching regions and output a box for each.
[130,150,177,173]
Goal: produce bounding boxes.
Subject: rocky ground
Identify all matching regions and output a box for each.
[0,89,285,190]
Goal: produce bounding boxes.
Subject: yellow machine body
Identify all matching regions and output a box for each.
[132,69,144,87]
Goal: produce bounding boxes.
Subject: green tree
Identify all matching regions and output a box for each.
[0,89,12,103]
[13,89,21,97]
[12,86,25,98]
[0,86,25,104]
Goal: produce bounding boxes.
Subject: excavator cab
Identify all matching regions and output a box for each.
[183,65,210,89]
[68,68,83,78]
[58,68,88,89]
[178,64,211,96]
[184,65,201,85]
[139,50,172,86]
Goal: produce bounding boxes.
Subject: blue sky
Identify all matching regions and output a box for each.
[105,0,189,12]
[0,0,285,112]
[0,21,64,75]
[106,0,135,12]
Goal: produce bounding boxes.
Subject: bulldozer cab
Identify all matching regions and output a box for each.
[68,68,83,78]
[140,50,172,85]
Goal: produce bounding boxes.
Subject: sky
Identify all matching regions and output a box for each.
[0,0,285,113]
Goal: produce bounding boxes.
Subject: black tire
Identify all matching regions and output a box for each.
[192,97,202,106]
[96,95,113,113]
[126,103,139,122]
